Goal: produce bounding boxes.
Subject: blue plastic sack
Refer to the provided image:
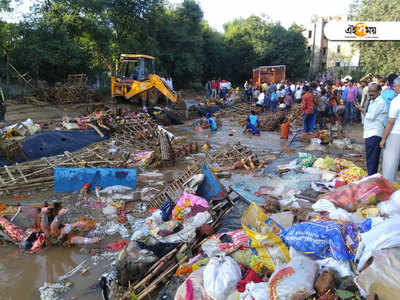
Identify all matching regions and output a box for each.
[281,220,360,260]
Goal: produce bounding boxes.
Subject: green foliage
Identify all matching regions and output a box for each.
[0,0,12,13]
[1,0,308,88]
[351,0,400,75]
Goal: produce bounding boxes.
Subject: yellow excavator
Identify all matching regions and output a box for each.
[111,54,178,106]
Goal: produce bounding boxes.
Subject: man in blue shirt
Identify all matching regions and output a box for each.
[244,110,260,135]
[206,112,217,131]
[381,73,398,124]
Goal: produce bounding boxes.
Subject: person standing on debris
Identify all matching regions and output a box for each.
[381,73,398,124]
[360,79,369,124]
[317,89,329,130]
[380,77,400,182]
[211,79,217,98]
[343,80,358,124]
[256,89,265,108]
[206,112,217,131]
[270,89,278,113]
[302,86,316,133]
[244,110,260,136]
[205,80,211,98]
[354,83,387,176]
[295,86,302,104]
[262,81,268,94]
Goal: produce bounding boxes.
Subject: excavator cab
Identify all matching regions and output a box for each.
[111,54,178,105]
[118,55,155,82]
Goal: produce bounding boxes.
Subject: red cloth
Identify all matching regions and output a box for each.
[216,81,220,89]
[106,240,129,251]
[236,269,264,292]
[211,81,217,89]
[0,217,25,243]
[302,92,316,114]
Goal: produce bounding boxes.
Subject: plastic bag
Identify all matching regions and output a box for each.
[172,192,209,221]
[175,267,212,300]
[241,203,290,271]
[377,190,400,216]
[313,156,337,171]
[305,138,326,151]
[281,219,360,260]
[312,199,364,224]
[338,166,367,183]
[299,152,316,168]
[317,257,353,278]
[320,174,396,212]
[203,255,242,300]
[355,217,400,271]
[268,249,318,300]
[355,248,400,299]
[240,282,269,300]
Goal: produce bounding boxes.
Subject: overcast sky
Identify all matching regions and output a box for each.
[3,0,354,30]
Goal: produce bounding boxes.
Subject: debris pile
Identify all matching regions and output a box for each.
[28,74,99,105]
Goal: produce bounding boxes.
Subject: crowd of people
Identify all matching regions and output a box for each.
[204,74,400,184]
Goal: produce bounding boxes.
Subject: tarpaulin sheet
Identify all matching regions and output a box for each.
[54,167,136,192]
[22,129,109,161]
[197,163,225,200]
[231,183,265,206]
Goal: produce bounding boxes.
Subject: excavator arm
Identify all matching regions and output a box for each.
[149,74,179,103]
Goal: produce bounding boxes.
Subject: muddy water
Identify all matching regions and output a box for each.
[0,116,302,300]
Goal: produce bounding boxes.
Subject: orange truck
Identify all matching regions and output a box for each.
[252,65,286,89]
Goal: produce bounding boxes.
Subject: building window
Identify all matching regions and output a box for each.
[337,45,341,53]
[322,47,327,55]
[308,30,312,38]
[335,61,341,67]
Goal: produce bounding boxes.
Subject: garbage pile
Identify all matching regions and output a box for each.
[108,151,400,300]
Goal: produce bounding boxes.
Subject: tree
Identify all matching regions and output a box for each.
[350,0,400,75]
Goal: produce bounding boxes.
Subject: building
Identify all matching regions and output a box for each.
[303,16,360,78]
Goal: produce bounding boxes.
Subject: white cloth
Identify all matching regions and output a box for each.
[295,89,302,99]
[382,133,400,182]
[389,94,400,134]
[363,95,387,138]
[257,92,265,105]
[290,84,295,93]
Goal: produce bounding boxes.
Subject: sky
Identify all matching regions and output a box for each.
[3,0,354,30]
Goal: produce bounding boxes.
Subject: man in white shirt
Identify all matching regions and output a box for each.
[256,90,265,106]
[360,80,369,123]
[355,83,387,176]
[294,86,302,103]
[380,77,400,182]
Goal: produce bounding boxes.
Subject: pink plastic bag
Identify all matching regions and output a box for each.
[320,174,395,211]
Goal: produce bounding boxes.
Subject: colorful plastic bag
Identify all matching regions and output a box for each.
[299,152,316,168]
[339,166,367,183]
[281,219,360,260]
[320,174,396,211]
[241,203,290,271]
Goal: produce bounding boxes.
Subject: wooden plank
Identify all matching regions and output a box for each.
[15,163,28,183]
